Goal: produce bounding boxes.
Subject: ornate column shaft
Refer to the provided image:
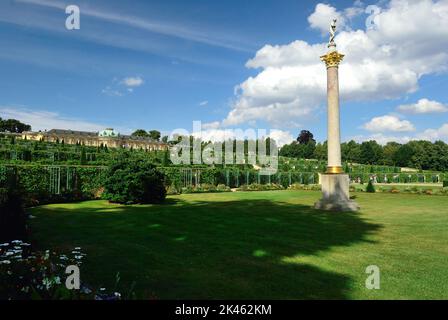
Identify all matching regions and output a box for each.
[320,51,344,174]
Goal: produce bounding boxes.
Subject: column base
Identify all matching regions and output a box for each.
[314,173,359,212]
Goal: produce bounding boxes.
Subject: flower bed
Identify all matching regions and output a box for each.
[0,241,127,300]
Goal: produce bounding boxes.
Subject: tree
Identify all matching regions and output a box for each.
[162,135,169,143]
[341,140,361,163]
[162,150,171,167]
[0,118,31,133]
[131,129,149,137]
[102,159,167,204]
[297,130,315,145]
[366,180,376,193]
[279,140,315,159]
[149,130,161,141]
[80,147,87,165]
[359,141,383,164]
[393,144,414,168]
[382,142,401,165]
[313,142,327,160]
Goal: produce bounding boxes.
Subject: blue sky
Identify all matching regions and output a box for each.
[0,0,447,145]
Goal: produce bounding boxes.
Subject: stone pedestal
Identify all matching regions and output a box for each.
[314,174,359,212]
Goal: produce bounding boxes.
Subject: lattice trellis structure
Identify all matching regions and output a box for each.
[48,166,61,195]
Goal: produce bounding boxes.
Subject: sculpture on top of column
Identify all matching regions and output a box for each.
[328,19,337,48]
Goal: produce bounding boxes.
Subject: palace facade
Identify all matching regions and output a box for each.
[22,128,168,151]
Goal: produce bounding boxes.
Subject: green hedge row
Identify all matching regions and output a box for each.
[0,165,106,206]
[349,173,446,184]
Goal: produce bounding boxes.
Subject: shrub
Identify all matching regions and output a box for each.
[238,183,285,192]
[443,181,448,188]
[102,159,166,204]
[216,184,229,192]
[166,184,180,195]
[0,173,27,243]
[390,187,400,193]
[366,180,376,193]
[288,183,320,191]
[179,184,230,194]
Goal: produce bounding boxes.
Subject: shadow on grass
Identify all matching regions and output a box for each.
[30,198,381,299]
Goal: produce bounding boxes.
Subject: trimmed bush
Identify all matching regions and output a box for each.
[102,159,166,204]
[0,173,27,242]
[366,180,376,193]
[238,183,285,192]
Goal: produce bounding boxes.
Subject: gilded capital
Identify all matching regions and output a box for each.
[320,51,344,68]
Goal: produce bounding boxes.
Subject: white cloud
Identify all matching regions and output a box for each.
[0,107,107,132]
[199,101,209,107]
[268,129,294,146]
[102,76,144,97]
[101,86,123,97]
[308,3,347,35]
[349,133,414,145]
[122,76,144,87]
[191,128,292,147]
[397,98,448,114]
[421,123,448,141]
[215,0,448,128]
[362,115,415,132]
[202,121,220,130]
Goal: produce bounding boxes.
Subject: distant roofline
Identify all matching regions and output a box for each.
[22,129,166,144]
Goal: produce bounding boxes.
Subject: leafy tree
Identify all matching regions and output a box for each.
[360,141,383,164]
[382,142,401,165]
[393,144,414,167]
[131,129,149,137]
[102,159,167,204]
[341,140,361,163]
[297,130,315,145]
[162,135,169,143]
[149,130,161,141]
[0,118,31,133]
[162,150,171,167]
[80,148,87,165]
[279,140,315,159]
[313,141,327,160]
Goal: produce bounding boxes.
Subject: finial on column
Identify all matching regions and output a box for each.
[320,19,344,68]
[328,19,337,50]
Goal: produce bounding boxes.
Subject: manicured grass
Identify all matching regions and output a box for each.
[29,190,448,299]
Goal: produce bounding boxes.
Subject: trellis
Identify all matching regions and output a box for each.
[180,168,193,188]
[66,167,76,192]
[176,167,318,188]
[48,166,61,195]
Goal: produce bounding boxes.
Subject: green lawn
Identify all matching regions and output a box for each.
[29,190,448,299]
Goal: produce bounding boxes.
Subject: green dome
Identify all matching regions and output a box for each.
[99,128,119,137]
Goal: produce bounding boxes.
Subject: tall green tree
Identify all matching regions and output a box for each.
[359,141,383,165]
[149,130,161,141]
[131,129,149,137]
[297,130,316,144]
[0,118,31,133]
